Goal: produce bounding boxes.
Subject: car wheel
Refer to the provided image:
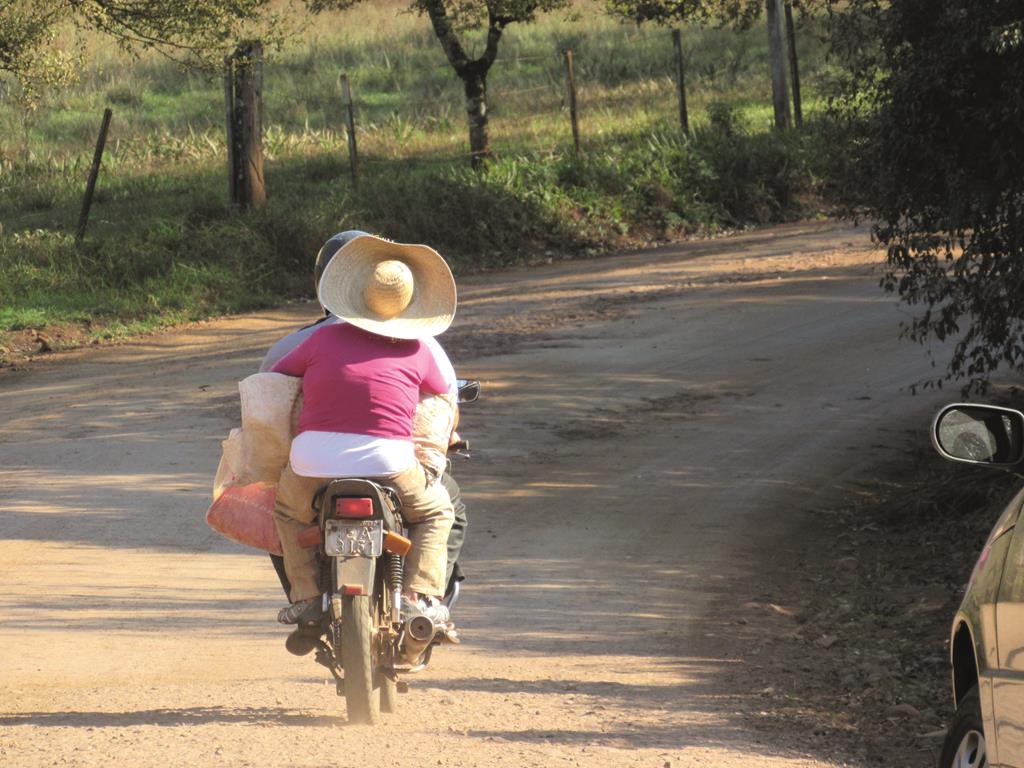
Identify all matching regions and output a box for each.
[938,685,987,768]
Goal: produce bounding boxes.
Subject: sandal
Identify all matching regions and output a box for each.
[277,598,325,626]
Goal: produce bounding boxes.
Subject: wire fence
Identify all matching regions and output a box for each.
[322,43,696,175]
[67,24,803,220]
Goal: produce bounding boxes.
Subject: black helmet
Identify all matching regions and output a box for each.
[313,230,370,291]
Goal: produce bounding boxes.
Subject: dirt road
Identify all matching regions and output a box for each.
[0,222,952,767]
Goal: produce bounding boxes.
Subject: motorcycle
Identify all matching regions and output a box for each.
[284,379,480,724]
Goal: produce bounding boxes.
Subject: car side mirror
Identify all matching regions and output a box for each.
[932,403,1024,468]
[456,379,480,404]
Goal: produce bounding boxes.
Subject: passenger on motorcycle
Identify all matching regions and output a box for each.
[259,231,468,597]
[269,234,457,627]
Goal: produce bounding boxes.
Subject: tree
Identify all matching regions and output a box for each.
[832,0,1024,394]
[0,0,277,100]
[314,0,570,166]
[422,0,574,165]
[763,0,789,129]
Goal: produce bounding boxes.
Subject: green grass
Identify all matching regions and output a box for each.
[0,2,838,343]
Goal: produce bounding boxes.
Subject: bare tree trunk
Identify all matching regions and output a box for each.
[765,0,791,130]
[784,1,803,128]
[225,41,266,208]
[462,69,491,167]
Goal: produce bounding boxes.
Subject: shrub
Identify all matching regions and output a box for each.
[0,124,827,336]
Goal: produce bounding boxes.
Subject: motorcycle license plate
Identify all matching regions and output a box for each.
[324,519,383,558]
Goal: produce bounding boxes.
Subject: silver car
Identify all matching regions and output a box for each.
[933,403,1024,768]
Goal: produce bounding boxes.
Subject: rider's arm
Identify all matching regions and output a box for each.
[449,406,460,445]
[259,316,336,372]
[418,343,451,397]
[422,336,457,396]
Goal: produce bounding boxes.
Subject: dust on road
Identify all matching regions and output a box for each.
[0,222,949,767]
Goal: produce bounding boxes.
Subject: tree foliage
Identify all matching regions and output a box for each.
[413,0,566,30]
[0,2,72,94]
[0,0,278,99]
[833,0,1024,393]
[407,0,569,74]
[603,0,760,28]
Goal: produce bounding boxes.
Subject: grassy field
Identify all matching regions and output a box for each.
[0,2,839,353]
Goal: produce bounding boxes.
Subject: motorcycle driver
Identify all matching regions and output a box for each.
[264,233,462,628]
[258,231,468,610]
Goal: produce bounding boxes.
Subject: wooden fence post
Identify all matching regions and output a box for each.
[224,41,266,208]
[784,1,803,128]
[223,59,236,205]
[765,0,791,130]
[564,49,580,155]
[340,74,359,188]
[75,107,113,244]
[671,29,689,135]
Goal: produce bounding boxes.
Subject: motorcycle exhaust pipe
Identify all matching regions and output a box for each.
[399,615,436,664]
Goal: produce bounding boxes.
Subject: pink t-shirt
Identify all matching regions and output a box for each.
[271,323,449,439]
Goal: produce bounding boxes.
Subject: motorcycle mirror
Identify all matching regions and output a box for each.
[456,379,480,404]
[932,403,1024,468]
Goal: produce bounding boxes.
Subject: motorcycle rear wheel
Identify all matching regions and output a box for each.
[340,595,380,724]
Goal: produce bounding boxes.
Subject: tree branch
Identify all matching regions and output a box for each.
[482,8,509,67]
[420,0,471,73]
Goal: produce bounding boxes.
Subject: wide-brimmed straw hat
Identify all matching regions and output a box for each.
[317,234,456,340]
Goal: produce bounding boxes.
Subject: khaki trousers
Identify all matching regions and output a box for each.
[273,462,454,602]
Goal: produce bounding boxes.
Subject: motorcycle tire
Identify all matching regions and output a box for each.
[340,594,380,724]
[937,685,987,768]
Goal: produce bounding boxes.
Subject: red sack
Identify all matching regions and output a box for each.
[206,482,283,555]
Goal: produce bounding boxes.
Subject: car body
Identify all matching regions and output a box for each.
[934,403,1024,768]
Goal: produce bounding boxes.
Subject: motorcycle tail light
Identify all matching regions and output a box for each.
[335,497,374,518]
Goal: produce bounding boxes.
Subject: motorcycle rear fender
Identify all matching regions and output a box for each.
[333,554,376,596]
[317,478,397,596]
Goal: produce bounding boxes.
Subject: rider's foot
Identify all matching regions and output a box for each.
[277,597,324,626]
[421,595,451,624]
[400,594,451,625]
[439,624,461,644]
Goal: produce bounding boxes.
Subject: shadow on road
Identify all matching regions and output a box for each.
[0,228,902,766]
[0,707,339,728]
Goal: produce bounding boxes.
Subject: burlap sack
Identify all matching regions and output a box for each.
[206,482,283,555]
[238,372,302,483]
[413,392,457,480]
[207,374,300,554]
[212,427,243,500]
